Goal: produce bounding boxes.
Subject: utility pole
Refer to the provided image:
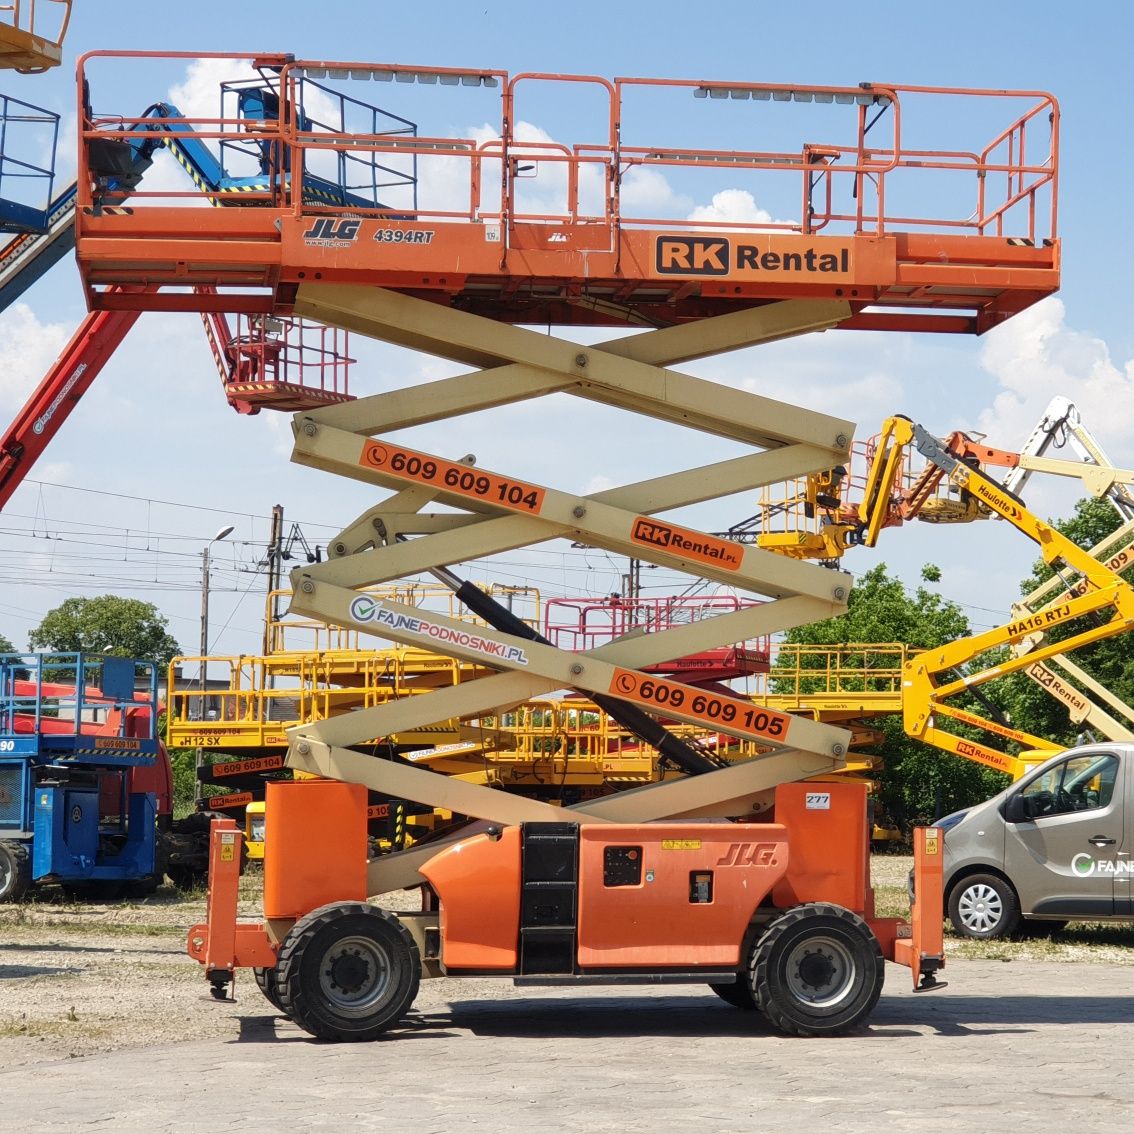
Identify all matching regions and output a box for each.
[623,557,642,626]
[263,504,284,655]
[195,524,234,803]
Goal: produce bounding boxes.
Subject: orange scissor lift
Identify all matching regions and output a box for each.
[75,54,1059,1038]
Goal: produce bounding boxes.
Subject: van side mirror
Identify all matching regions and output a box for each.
[1004,793,1028,823]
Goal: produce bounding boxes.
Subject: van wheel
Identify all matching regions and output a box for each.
[276,902,420,1041]
[948,873,1020,939]
[750,903,884,1036]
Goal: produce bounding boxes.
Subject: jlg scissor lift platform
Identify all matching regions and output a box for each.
[74,55,1059,1037]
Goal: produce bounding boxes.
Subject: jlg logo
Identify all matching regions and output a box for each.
[302,218,362,245]
[656,237,730,275]
[716,842,778,867]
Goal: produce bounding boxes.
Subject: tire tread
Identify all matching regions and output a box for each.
[750,902,884,1037]
[276,901,420,1041]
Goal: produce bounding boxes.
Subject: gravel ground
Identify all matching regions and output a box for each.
[2,856,1131,1068]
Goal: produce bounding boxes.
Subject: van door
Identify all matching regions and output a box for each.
[1003,750,1123,918]
[1118,752,1133,916]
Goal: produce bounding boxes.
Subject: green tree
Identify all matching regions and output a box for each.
[0,632,17,654]
[29,595,182,666]
[779,564,1008,825]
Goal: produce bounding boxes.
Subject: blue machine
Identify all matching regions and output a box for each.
[0,653,161,901]
[0,68,417,315]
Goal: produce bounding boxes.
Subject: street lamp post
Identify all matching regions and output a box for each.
[194,524,234,803]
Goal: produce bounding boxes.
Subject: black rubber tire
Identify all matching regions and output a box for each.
[947,872,1020,940]
[276,902,421,1041]
[122,875,162,899]
[62,880,124,901]
[709,979,758,1009]
[750,903,885,1037]
[0,841,31,903]
[165,864,207,891]
[254,966,288,1015]
[1016,918,1069,939]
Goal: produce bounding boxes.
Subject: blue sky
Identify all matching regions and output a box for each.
[0,1,1131,664]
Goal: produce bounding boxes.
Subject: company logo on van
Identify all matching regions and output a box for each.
[1071,853,1134,876]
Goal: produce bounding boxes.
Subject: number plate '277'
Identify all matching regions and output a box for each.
[608,668,791,743]
[360,442,546,514]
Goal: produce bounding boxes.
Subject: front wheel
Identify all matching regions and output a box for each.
[750,903,884,1036]
[948,873,1020,939]
[0,841,31,903]
[276,902,421,1041]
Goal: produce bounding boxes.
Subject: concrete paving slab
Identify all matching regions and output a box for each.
[2,958,1132,1133]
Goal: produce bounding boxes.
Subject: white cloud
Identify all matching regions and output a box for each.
[687,188,793,230]
[0,303,71,409]
[168,57,260,120]
[975,297,1134,461]
[620,166,692,217]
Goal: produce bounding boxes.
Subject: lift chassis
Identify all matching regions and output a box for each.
[192,778,944,1038]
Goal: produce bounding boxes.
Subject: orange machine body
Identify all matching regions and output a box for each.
[189,778,943,995]
[262,779,369,920]
[420,782,878,974]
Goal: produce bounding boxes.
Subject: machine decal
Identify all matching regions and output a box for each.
[716,841,779,867]
[1005,602,1073,639]
[95,737,140,750]
[359,441,545,514]
[1024,664,1089,714]
[33,363,86,435]
[211,755,286,777]
[805,792,831,810]
[661,838,702,850]
[302,218,362,247]
[655,235,853,278]
[207,791,253,810]
[629,518,743,571]
[348,597,531,666]
[952,738,1015,774]
[608,668,791,742]
[373,228,434,245]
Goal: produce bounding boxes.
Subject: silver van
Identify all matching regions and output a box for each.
[938,743,1132,938]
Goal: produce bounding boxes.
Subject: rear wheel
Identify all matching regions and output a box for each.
[276,902,420,1041]
[0,841,31,903]
[750,903,884,1037]
[254,966,287,1014]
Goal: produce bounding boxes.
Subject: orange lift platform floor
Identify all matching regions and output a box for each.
[74,54,1059,335]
